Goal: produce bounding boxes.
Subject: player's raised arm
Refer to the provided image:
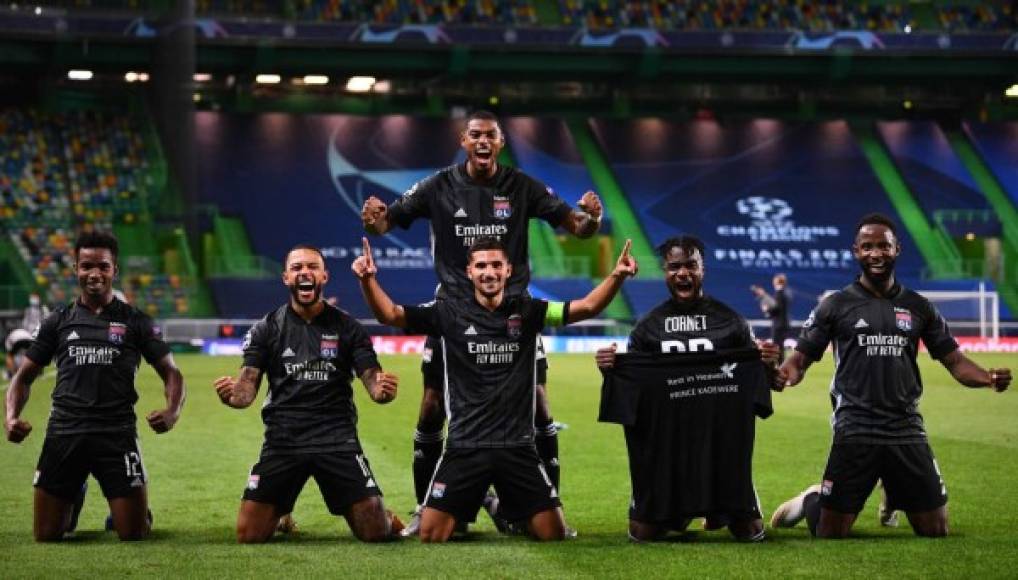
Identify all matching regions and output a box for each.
[4,358,43,443]
[938,350,1011,392]
[352,237,407,328]
[213,366,263,409]
[560,190,603,239]
[565,239,638,324]
[146,353,186,433]
[361,196,392,235]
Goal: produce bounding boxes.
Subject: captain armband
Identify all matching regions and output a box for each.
[546,301,569,327]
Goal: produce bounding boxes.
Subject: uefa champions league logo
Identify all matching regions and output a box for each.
[735,196,793,223]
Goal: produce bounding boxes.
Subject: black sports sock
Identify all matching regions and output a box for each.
[535,422,560,492]
[412,430,444,505]
[804,491,821,537]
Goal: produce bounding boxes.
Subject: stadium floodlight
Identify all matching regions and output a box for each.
[256,74,281,84]
[138,72,150,82]
[67,69,93,81]
[373,80,391,93]
[345,76,375,92]
[303,75,329,85]
[124,71,139,83]
[1006,84,1018,98]
[193,73,212,82]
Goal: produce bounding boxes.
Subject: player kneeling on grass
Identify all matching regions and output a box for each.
[770,213,1012,538]
[353,236,637,542]
[596,235,783,543]
[213,245,402,543]
[5,231,185,542]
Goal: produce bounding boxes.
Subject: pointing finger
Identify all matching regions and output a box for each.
[621,239,632,259]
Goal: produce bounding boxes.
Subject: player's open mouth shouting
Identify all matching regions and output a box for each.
[294,277,318,305]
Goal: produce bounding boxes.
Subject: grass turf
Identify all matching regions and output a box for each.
[1,352,1016,578]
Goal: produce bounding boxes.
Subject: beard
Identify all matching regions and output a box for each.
[289,281,322,306]
[857,256,896,283]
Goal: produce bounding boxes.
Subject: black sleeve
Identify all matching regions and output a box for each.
[752,359,774,419]
[241,317,273,370]
[523,297,552,333]
[795,295,835,361]
[627,319,654,353]
[345,318,381,376]
[134,313,172,366]
[24,310,61,366]
[403,302,444,336]
[386,174,436,230]
[919,300,959,360]
[524,174,572,228]
[598,354,642,425]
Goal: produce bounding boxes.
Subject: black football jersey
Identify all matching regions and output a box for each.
[600,348,771,520]
[628,295,756,355]
[796,280,959,444]
[386,163,572,300]
[26,298,170,435]
[403,295,564,448]
[242,303,380,454]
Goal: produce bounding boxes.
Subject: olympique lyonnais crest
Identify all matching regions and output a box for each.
[507,314,522,338]
[320,337,338,359]
[109,322,127,344]
[493,195,512,220]
[894,308,912,332]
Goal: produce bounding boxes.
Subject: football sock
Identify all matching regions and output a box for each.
[413,429,444,505]
[535,421,560,492]
[804,491,821,537]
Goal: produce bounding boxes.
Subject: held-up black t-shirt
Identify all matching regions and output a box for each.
[403,295,568,448]
[26,298,170,436]
[242,303,380,454]
[628,295,756,355]
[386,163,572,300]
[600,349,771,520]
[795,280,959,444]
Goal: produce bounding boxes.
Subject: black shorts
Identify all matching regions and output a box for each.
[35,433,147,501]
[424,447,561,523]
[422,334,548,388]
[242,450,383,515]
[819,442,947,514]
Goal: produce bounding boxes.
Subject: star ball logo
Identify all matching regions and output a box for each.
[736,196,793,223]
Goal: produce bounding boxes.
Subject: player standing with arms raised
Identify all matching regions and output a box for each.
[361,110,603,534]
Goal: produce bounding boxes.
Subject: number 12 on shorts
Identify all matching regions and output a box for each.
[124,452,142,477]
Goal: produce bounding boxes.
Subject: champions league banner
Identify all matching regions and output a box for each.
[589,119,926,317]
[196,113,461,313]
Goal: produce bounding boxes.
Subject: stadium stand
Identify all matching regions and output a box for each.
[558,0,913,31]
[0,109,191,317]
[937,2,1016,31]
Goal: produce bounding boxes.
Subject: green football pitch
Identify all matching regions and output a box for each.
[2,352,1016,578]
